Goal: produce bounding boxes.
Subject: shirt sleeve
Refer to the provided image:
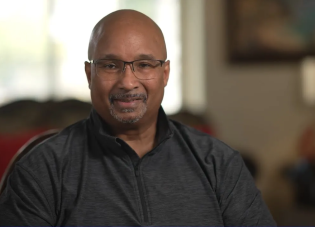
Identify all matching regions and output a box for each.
[217,152,277,226]
[0,164,55,226]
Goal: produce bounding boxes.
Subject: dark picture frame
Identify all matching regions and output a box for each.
[226,0,315,63]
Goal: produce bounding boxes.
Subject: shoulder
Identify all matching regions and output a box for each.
[16,119,88,174]
[169,119,239,162]
[168,119,246,190]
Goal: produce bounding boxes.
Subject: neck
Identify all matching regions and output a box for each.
[110,114,159,158]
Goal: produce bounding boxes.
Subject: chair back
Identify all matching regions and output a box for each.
[0,129,59,195]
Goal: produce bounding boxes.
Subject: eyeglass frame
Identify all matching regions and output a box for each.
[88,58,167,79]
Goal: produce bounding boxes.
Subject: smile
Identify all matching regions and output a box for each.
[109,93,147,105]
[115,97,142,102]
[113,98,143,109]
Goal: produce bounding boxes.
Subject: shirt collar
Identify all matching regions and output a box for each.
[88,106,173,154]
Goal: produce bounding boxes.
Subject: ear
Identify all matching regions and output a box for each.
[163,60,170,87]
[84,61,92,89]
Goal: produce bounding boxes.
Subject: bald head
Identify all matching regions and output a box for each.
[88,9,167,61]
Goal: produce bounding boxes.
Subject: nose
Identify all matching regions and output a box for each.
[122,62,135,72]
[117,63,139,91]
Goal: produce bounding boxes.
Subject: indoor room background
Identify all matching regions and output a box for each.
[1,0,315,225]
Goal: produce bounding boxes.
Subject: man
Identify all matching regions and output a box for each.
[0,10,276,226]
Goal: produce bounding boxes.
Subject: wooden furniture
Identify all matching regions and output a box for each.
[0,129,59,195]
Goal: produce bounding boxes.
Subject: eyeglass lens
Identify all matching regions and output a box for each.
[94,59,163,80]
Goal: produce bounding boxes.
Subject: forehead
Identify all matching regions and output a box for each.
[92,22,165,61]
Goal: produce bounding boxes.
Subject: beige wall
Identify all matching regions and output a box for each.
[204,0,315,220]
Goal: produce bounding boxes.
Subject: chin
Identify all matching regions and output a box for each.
[110,108,147,124]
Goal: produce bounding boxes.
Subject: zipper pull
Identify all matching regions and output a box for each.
[135,165,140,177]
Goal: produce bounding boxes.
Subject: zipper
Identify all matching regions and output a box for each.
[134,162,149,224]
[131,135,172,224]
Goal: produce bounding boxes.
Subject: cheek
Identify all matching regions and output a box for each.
[90,79,113,104]
[145,79,165,103]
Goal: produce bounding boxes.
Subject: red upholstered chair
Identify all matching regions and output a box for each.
[0,129,59,195]
[0,99,92,180]
[0,129,49,179]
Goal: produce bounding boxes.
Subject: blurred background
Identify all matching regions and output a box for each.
[1,0,315,225]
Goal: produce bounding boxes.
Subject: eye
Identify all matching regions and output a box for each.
[98,62,117,69]
[137,61,155,68]
[104,63,116,69]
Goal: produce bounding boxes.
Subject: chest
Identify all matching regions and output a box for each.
[56,150,223,226]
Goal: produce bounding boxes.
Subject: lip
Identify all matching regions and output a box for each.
[113,99,143,108]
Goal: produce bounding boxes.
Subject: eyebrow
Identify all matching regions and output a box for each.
[98,53,158,61]
[98,54,120,60]
[137,54,156,60]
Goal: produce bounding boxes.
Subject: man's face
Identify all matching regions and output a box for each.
[85,24,170,125]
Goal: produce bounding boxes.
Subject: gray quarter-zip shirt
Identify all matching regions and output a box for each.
[0,108,276,226]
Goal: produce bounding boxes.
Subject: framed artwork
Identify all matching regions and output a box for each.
[227,0,315,62]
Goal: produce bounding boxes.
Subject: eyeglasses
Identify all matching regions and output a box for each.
[89,59,166,81]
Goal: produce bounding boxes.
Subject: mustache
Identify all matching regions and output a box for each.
[109,93,147,103]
